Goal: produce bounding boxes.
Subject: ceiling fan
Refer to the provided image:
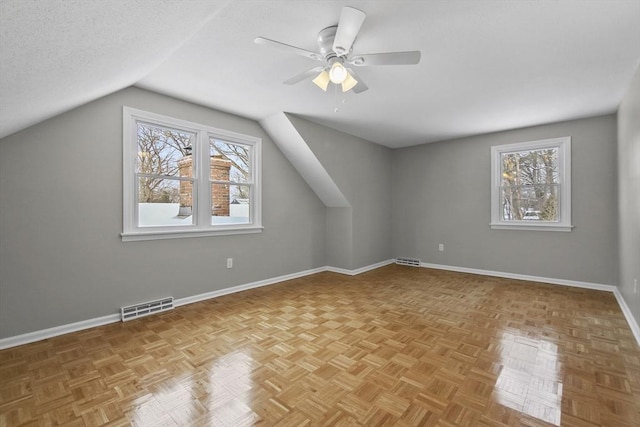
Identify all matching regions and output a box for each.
[254,6,421,94]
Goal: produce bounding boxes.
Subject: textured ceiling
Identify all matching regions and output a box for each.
[1,0,639,147]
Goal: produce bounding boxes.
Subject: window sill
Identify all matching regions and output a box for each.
[490,222,573,232]
[121,226,263,242]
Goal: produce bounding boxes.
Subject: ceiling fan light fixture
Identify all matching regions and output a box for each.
[341,73,358,92]
[329,61,348,84]
[255,6,421,96]
[312,70,330,91]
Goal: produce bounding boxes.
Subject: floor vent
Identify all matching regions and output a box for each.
[121,297,174,322]
[396,257,422,267]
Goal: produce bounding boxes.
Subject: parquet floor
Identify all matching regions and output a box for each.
[1,265,639,426]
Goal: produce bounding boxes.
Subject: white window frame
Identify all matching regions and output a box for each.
[122,107,262,241]
[490,136,572,232]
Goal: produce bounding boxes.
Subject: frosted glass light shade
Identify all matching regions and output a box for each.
[312,70,330,91]
[341,73,358,92]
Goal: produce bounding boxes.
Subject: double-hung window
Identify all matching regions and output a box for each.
[122,107,262,241]
[490,137,572,232]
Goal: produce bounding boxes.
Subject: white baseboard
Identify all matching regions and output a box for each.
[613,288,640,347]
[421,262,616,292]
[421,262,639,347]
[174,266,327,308]
[0,260,393,350]
[326,259,395,276]
[5,259,636,350]
[0,313,120,350]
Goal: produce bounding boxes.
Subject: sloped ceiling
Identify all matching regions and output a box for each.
[1,0,639,147]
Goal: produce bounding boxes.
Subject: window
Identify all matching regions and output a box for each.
[122,107,262,241]
[490,137,572,232]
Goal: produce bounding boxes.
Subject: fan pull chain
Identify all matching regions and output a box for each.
[333,84,347,113]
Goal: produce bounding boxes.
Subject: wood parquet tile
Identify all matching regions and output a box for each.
[1,265,639,426]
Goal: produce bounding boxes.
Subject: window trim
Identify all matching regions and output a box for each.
[122,107,262,242]
[490,136,572,232]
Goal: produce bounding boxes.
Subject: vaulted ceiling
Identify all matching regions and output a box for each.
[1,0,639,147]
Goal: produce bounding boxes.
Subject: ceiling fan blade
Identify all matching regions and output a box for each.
[347,69,368,93]
[254,37,323,61]
[348,51,421,66]
[332,7,366,56]
[283,66,325,85]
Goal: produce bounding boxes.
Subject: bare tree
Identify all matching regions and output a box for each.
[137,128,253,206]
[501,149,558,221]
[137,124,192,203]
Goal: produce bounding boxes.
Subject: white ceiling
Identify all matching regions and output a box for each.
[1,0,639,148]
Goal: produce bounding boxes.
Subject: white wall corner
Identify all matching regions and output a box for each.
[613,289,640,348]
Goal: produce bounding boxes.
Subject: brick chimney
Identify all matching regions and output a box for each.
[211,155,232,216]
[178,154,232,217]
[178,155,193,217]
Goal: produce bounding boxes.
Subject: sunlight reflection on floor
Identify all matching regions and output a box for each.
[493,334,563,425]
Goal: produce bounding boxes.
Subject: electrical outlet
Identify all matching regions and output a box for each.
[227,258,233,269]
[438,243,444,252]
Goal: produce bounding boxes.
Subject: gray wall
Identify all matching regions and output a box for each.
[325,207,353,270]
[0,84,631,340]
[617,65,640,325]
[0,87,327,338]
[392,115,619,286]
[287,115,393,270]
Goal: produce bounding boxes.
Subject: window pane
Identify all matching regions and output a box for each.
[500,184,559,221]
[501,148,558,187]
[210,138,251,183]
[211,184,250,224]
[137,123,194,177]
[138,178,194,226]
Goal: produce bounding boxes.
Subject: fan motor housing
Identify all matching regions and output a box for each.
[317,26,339,58]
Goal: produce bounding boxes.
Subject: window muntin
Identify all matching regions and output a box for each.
[491,137,572,231]
[123,107,262,241]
